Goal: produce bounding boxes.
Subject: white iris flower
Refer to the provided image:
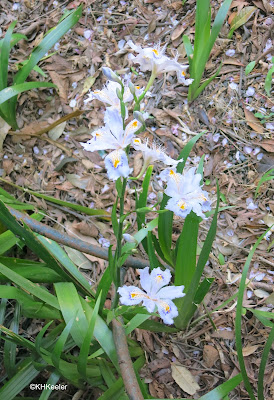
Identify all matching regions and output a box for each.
[118,267,185,325]
[84,80,144,118]
[164,168,211,219]
[127,40,191,83]
[84,81,143,117]
[81,108,141,180]
[132,138,179,170]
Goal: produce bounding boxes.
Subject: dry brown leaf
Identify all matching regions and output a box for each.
[48,70,69,104]
[48,121,66,140]
[259,140,274,153]
[171,364,200,395]
[168,2,183,11]
[242,345,259,356]
[223,59,245,66]
[0,117,11,151]
[66,174,91,190]
[147,18,157,33]
[254,289,270,298]
[64,221,105,269]
[171,23,187,41]
[203,345,219,367]
[243,105,264,134]
[64,246,93,270]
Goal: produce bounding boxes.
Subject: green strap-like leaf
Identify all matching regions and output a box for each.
[0,82,56,106]
[13,6,82,85]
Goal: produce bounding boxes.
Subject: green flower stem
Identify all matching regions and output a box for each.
[112,178,127,309]
[134,72,156,111]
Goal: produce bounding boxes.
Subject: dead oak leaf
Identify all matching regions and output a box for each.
[259,140,274,153]
[243,105,264,134]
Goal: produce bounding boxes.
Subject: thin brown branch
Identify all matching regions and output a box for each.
[112,318,144,400]
[6,206,150,270]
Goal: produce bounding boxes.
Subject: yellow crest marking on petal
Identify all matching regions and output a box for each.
[152,49,159,56]
[131,121,138,128]
[133,138,141,144]
[135,86,140,89]
[178,200,186,210]
[159,300,171,313]
[169,169,180,184]
[156,274,164,283]
[114,158,120,168]
[110,150,121,169]
[130,292,149,299]
[181,71,186,76]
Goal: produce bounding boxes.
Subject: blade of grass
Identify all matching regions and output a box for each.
[0,82,56,105]
[0,358,42,400]
[3,301,20,378]
[0,21,17,90]
[39,372,61,400]
[0,178,110,218]
[258,326,274,400]
[0,262,60,309]
[78,292,102,379]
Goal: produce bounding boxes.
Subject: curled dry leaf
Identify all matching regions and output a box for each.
[259,140,274,153]
[0,117,11,151]
[203,345,219,368]
[171,364,200,395]
[243,105,264,134]
[242,345,259,357]
[171,22,187,41]
[48,121,66,140]
[64,246,94,270]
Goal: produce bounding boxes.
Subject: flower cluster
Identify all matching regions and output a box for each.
[81,41,210,219]
[127,41,193,85]
[118,267,185,325]
[163,168,211,219]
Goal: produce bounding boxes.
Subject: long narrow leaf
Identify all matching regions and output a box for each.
[0,358,42,400]
[258,327,274,400]
[0,262,60,309]
[78,293,102,378]
[0,82,56,106]
[175,212,199,289]
[4,301,20,377]
[0,21,17,90]
[235,227,272,400]
[14,6,82,85]
[175,183,220,329]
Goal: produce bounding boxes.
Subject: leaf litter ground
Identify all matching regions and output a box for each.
[0,0,273,398]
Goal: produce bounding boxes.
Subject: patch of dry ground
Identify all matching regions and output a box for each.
[0,0,273,398]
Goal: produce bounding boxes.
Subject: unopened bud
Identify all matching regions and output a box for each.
[133,111,145,125]
[123,233,138,244]
[116,87,123,100]
[157,192,163,203]
[128,81,135,95]
[102,67,121,84]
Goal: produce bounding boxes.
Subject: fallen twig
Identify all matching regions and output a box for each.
[112,318,144,400]
[6,206,150,270]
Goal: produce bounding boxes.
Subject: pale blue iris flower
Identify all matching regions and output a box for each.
[118,267,185,325]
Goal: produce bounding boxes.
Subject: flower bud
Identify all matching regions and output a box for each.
[128,81,135,95]
[102,67,121,84]
[157,191,163,203]
[123,233,138,244]
[133,111,145,125]
[116,87,123,100]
